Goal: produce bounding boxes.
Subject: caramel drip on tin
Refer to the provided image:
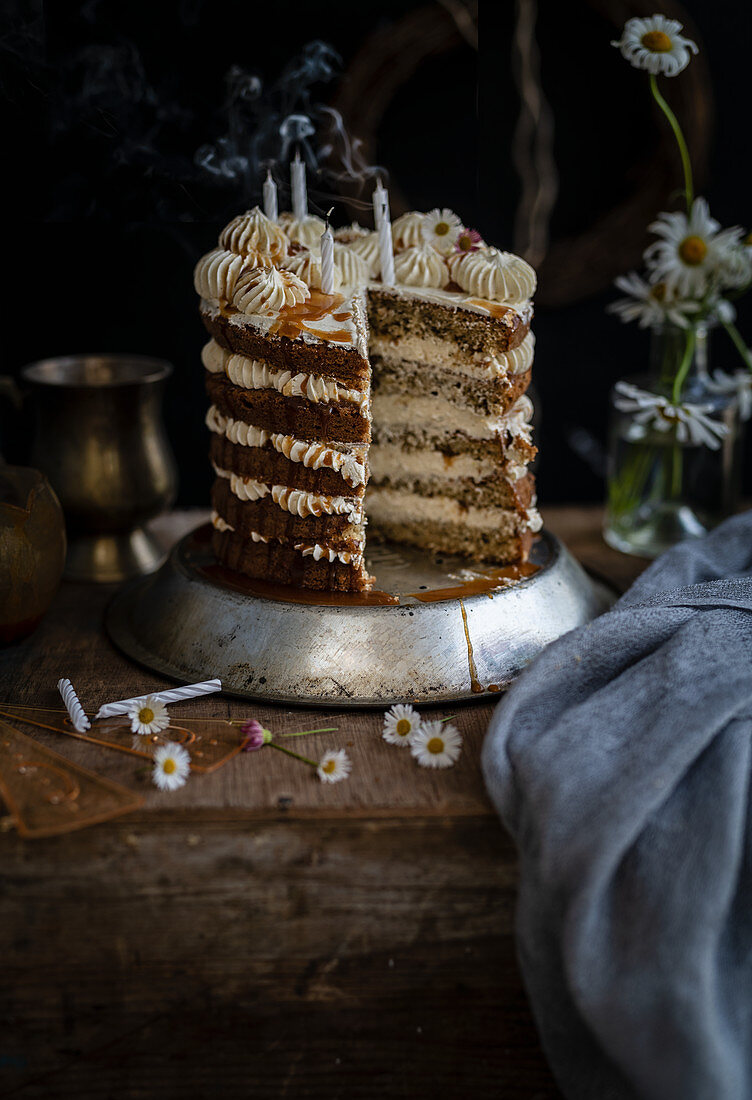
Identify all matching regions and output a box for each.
[407,562,539,603]
[459,598,483,695]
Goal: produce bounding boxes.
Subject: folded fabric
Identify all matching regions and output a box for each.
[482,510,752,1100]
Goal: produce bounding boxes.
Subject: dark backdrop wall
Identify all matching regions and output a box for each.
[2,0,750,507]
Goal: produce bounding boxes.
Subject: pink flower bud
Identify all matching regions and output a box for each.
[240,719,271,751]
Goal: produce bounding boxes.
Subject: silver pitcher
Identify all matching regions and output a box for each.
[16,355,178,583]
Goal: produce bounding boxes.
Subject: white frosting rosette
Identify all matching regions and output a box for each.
[218,206,288,263]
[193,248,248,302]
[278,212,327,248]
[453,247,537,302]
[281,248,344,293]
[232,266,310,315]
[393,244,449,289]
[333,243,370,288]
[200,340,228,373]
[391,211,426,250]
[348,231,381,278]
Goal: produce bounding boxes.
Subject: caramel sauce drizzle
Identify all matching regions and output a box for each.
[407,562,539,603]
[270,290,353,344]
[459,598,483,695]
[464,297,514,321]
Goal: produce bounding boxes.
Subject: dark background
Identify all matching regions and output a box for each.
[2,0,750,506]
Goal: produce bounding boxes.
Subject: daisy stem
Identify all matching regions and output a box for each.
[268,742,317,768]
[649,74,693,212]
[721,318,752,371]
[280,727,338,738]
[672,327,696,403]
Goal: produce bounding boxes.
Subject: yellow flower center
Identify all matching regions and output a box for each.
[139,707,154,724]
[322,759,336,774]
[641,30,673,52]
[163,758,176,774]
[396,718,411,736]
[435,222,450,237]
[426,737,445,755]
[649,282,667,302]
[745,232,752,247]
[679,236,708,265]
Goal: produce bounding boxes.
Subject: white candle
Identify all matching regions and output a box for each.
[263,170,278,221]
[58,678,91,733]
[95,679,222,720]
[372,178,388,230]
[377,196,395,286]
[291,151,307,220]
[320,222,334,294]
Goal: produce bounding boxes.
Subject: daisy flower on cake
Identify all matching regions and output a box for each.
[611,14,698,77]
[421,208,462,255]
[128,695,170,736]
[382,703,421,747]
[410,720,462,769]
[152,742,191,791]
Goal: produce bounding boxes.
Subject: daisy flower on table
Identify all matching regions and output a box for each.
[152,742,191,791]
[382,703,421,747]
[421,208,462,255]
[644,198,746,299]
[410,721,462,769]
[614,382,730,450]
[128,695,170,736]
[611,14,698,77]
[608,272,699,330]
[316,749,351,784]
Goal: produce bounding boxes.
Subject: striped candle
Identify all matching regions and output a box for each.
[58,678,91,732]
[94,679,222,720]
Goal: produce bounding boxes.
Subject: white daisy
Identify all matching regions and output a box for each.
[316,749,351,784]
[128,695,170,736]
[645,198,746,299]
[410,721,462,769]
[611,15,698,77]
[614,381,729,449]
[421,208,462,255]
[704,370,752,421]
[382,703,421,747]
[608,271,698,329]
[152,742,191,791]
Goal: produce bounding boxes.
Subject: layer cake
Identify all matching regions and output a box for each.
[194,206,541,592]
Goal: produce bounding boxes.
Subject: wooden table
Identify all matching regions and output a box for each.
[0,506,646,1099]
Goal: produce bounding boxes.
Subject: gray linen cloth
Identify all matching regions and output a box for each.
[482,511,752,1100]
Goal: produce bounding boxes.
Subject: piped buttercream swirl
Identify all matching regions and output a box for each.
[193,248,248,302]
[281,248,344,292]
[232,266,310,315]
[391,211,426,250]
[393,244,449,289]
[278,212,327,248]
[218,206,288,262]
[453,247,537,302]
[347,231,381,278]
[333,243,369,288]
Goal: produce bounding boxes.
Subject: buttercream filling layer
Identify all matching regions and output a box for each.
[202,340,368,408]
[211,510,361,564]
[366,486,541,532]
[369,444,497,483]
[368,331,534,381]
[206,406,366,488]
[370,393,533,441]
[213,465,364,522]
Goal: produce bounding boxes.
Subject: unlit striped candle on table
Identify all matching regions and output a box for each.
[94,679,222,720]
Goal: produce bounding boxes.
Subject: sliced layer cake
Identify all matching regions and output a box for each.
[194,205,541,592]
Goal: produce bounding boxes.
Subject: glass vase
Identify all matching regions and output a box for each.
[604,324,742,558]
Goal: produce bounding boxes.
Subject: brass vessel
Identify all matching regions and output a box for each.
[22,355,177,583]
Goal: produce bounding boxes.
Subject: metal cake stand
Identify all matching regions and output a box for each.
[106,525,615,708]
